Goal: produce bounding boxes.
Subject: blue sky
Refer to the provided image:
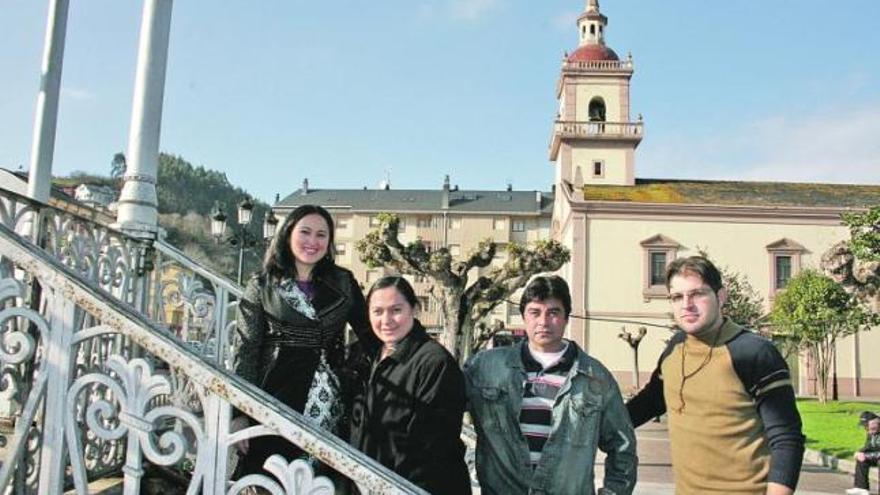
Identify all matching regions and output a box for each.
[2,1,879,202]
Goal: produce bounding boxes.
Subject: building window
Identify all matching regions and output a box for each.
[588,97,606,122]
[417,216,431,228]
[449,217,461,230]
[449,244,461,257]
[397,217,406,232]
[336,243,346,256]
[369,215,380,227]
[493,218,507,230]
[775,256,792,289]
[336,218,349,229]
[592,160,604,178]
[512,220,526,232]
[650,252,667,286]
[640,234,680,300]
[766,238,804,296]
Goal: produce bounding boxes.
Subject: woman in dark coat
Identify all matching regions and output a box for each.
[351,276,471,494]
[231,204,376,478]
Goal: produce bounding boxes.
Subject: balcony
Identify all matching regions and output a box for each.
[549,120,644,158]
[561,58,633,73]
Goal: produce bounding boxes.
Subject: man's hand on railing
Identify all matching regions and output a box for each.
[230,416,251,455]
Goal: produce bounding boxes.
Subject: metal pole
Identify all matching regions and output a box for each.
[115,0,174,238]
[237,239,245,286]
[27,0,70,202]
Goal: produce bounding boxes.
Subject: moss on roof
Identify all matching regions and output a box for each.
[583,179,880,208]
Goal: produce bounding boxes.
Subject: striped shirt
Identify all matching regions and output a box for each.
[519,343,575,466]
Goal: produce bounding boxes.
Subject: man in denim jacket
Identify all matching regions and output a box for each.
[465,276,637,494]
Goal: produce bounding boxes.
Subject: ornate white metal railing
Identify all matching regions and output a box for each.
[151,239,243,369]
[0,187,242,370]
[0,221,426,494]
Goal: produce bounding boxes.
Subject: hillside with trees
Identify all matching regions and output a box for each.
[56,152,272,282]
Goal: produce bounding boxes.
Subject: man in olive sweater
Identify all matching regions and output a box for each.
[627,256,804,495]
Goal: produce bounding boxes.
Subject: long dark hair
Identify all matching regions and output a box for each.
[262,205,336,282]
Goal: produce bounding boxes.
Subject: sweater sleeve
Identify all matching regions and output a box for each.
[730,335,804,490]
[626,334,682,427]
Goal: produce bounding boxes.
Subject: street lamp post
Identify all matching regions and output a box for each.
[211,198,279,285]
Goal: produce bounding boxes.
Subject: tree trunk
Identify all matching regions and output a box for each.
[437,287,465,362]
[631,347,640,389]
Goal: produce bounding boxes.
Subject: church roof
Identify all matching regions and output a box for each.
[582,178,880,208]
[567,44,619,63]
[276,188,553,215]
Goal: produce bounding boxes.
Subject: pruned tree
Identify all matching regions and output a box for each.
[822,206,880,313]
[618,326,647,390]
[770,269,875,403]
[356,213,570,362]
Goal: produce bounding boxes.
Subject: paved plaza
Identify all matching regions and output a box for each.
[594,420,861,495]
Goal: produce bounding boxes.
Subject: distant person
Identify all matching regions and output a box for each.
[350,276,471,494]
[465,275,636,495]
[847,414,880,495]
[231,205,376,480]
[627,256,805,494]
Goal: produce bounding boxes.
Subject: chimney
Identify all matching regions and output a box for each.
[441,174,450,210]
[302,178,309,195]
[536,191,542,209]
[274,193,280,204]
[506,183,513,192]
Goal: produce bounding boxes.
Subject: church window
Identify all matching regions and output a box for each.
[588,97,606,122]
[650,252,667,286]
[775,256,792,289]
[766,238,804,297]
[640,234,681,300]
[590,24,596,35]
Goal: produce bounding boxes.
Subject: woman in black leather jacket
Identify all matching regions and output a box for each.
[351,276,471,494]
[231,204,376,478]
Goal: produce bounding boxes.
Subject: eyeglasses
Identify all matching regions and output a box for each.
[668,287,715,305]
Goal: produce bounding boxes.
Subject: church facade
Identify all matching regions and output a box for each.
[551,0,880,396]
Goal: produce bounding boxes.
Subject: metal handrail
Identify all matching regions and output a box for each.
[0,221,426,494]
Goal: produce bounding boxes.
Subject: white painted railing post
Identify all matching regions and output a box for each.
[27,0,70,203]
[115,0,174,239]
[37,291,77,494]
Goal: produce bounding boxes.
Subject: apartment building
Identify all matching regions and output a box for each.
[273,177,553,333]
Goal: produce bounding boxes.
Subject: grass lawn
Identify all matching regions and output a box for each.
[797,399,880,458]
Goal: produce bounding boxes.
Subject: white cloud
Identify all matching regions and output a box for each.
[733,105,880,184]
[642,104,880,185]
[450,0,499,21]
[61,87,95,101]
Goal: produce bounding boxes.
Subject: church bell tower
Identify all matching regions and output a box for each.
[549,0,643,188]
